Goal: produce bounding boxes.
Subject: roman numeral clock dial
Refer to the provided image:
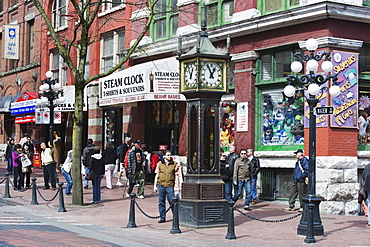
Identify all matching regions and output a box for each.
[201,61,222,88]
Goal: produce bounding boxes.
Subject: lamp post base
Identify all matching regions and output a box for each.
[297,195,324,236]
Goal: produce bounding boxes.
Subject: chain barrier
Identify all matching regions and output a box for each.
[0,177,6,184]
[234,207,303,222]
[178,201,229,224]
[36,186,59,202]
[9,180,31,192]
[134,200,172,219]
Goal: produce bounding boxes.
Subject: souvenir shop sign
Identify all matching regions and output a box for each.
[99,57,186,106]
[236,102,248,132]
[10,99,37,115]
[330,51,358,128]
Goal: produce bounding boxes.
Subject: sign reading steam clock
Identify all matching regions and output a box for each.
[177,17,230,228]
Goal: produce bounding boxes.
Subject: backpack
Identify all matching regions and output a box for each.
[83,146,94,166]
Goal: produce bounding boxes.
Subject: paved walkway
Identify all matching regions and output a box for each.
[0,162,369,247]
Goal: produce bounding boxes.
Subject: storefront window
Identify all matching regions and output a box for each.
[358,87,370,145]
[152,101,179,125]
[261,89,304,146]
[220,102,235,151]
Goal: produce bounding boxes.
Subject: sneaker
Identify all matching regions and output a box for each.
[251,200,257,205]
[367,222,370,226]
[126,193,130,198]
[298,208,303,212]
[84,185,88,189]
[138,195,144,199]
[244,206,252,211]
[285,207,295,211]
[158,218,166,223]
[116,181,124,187]
[135,184,139,187]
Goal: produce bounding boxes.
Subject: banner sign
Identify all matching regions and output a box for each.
[15,115,35,124]
[236,102,248,132]
[99,57,186,106]
[10,99,37,115]
[330,51,358,128]
[4,24,20,59]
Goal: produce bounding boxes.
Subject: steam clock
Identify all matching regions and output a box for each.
[177,20,230,228]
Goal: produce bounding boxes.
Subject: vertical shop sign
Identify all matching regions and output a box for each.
[330,51,358,128]
[4,24,20,59]
[236,102,248,132]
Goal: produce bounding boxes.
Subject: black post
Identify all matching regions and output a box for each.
[57,182,67,212]
[49,98,54,147]
[170,197,181,234]
[297,96,323,237]
[225,201,237,240]
[31,177,39,205]
[305,200,316,243]
[127,193,137,228]
[4,172,10,198]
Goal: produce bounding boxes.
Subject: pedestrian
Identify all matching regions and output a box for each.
[19,133,28,147]
[103,142,116,189]
[220,152,232,201]
[285,149,308,212]
[22,143,34,189]
[22,136,34,155]
[247,149,260,204]
[117,137,131,186]
[89,146,105,203]
[82,138,95,189]
[232,149,253,211]
[5,138,15,174]
[153,150,178,223]
[12,144,24,189]
[40,142,57,190]
[225,145,239,199]
[61,150,73,196]
[53,131,62,168]
[126,140,147,199]
[362,163,370,226]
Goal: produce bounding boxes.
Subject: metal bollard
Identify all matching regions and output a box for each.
[170,196,181,234]
[127,193,137,228]
[4,172,11,198]
[31,177,39,205]
[225,200,237,240]
[58,182,67,212]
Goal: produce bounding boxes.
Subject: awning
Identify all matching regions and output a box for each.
[0,91,24,113]
[11,91,38,115]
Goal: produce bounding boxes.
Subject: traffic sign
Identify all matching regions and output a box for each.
[314,106,334,115]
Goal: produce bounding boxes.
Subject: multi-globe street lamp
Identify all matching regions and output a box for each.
[284,38,340,243]
[36,71,65,146]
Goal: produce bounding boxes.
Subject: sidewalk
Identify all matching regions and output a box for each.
[0,162,369,247]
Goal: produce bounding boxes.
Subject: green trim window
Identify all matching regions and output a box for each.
[364,0,370,6]
[258,0,299,15]
[359,44,370,79]
[152,0,178,41]
[203,0,234,27]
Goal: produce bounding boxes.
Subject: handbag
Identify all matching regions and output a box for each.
[298,160,308,185]
[85,170,96,180]
[21,156,32,167]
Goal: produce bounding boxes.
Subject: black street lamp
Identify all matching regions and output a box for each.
[284,38,340,243]
[36,71,65,146]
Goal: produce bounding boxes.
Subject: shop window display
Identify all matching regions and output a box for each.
[220,102,235,151]
[358,93,370,144]
[262,89,304,145]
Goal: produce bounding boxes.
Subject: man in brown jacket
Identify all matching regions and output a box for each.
[232,149,253,211]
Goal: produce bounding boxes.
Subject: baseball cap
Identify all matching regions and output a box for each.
[134,140,141,144]
[294,149,303,154]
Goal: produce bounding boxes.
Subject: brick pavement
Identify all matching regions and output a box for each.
[0,162,369,247]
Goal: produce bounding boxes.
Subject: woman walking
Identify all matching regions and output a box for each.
[22,144,34,188]
[103,143,116,189]
[12,144,24,189]
[89,146,105,203]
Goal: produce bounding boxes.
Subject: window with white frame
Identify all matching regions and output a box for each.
[153,0,178,41]
[84,45,90,79]
[101,29,125,73]
[102,0,123,12]
[204,0,234,27]
[26,20,35,64]
[52,0,67,29]
[51,50,68,87]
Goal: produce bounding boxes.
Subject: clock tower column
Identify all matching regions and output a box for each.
[177,10,231,228]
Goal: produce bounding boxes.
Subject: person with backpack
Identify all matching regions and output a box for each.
[82,138,95,189]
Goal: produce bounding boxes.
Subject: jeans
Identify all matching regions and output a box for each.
[233,179,251,207]
[84,167,89,187]
[127,171,145,197]
[62,168,73,195]
[251,177,257,200]
[224,180,233,201]
[158,184,174,220]
[92,175,103,203]
[43,163,56,189]
[13,165,24,189]
[7,158,12,173]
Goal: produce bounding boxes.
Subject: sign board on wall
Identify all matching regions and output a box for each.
[99,57,186,106]
[35,108,61,124]
[236,102,248,132]
[4,24,20,59]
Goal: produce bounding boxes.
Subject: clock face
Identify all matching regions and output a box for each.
[185,63,197,88]
[201,62,222,88]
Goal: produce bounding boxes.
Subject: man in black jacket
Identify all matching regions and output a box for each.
[362,163,370,226]
[247,149,260,204]
[225,145,239,200]
[117,137,131,186]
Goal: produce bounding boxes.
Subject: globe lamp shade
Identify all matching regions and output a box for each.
[291,61,303,73]
[307,59,318,72]
[308,83,321,95]
[45,71,53,79]
[284,85,296,97]
[329,85,341,97]
[306,38,318,51]
[42,97,49,104]
[36,98,43,105]
[321,60,333,73]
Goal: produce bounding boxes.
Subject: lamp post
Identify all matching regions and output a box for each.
[284,38,340,243]
[36,71,65,146]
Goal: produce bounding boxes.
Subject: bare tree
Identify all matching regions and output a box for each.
[32,0,159,205]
